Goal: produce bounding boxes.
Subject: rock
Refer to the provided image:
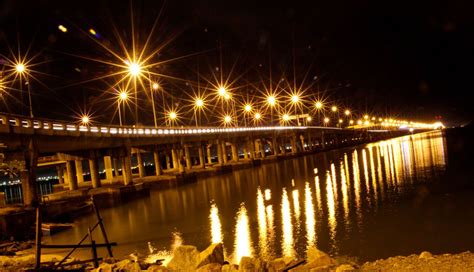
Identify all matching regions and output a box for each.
[335,264,356,271]
[95,262,113,272]
[115,259,141,272]
[147,265,170,271]
[167,245,200,271]
[268,258,286,272]
[306,247,330,263]
[196,243,224,268]
[239,257,265,272]
[419,251,434,259]
[222,264,239,271]
[196,263,222,271]
[309,266,331,272]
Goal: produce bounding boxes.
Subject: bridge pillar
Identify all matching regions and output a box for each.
[280,138,286,154]
[104,156,114,182]
[321,132,326,149]
[254,139,260,158]
[243,145,249,159]
[217,140,224,165]
[259,139,266,158]
[66,160,78,190]
[221,141,228,164]
[206,144,212,165]
[248,139,255,159]
[178,149,185,173]
[75,160,84,184]
[272,136,278,156]
[113,158,120,177]
[89,158,101,188]
[171,148,179,170]
[291,135,298,153]
[56,165,64,184]
[307,132,313,150]
[165,153,171,169]
[198,144,206,168]
[136,150,146,178]
[20,139,39,206]
[231,142,239,162]
[300,135,306,151]
[184,145,192,170]
[153,148,163,176]
[122,154,133,185]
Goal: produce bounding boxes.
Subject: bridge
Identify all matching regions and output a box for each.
[0,112,436,206]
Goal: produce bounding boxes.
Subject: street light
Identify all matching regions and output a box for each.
[266,94,277,126]
[117,90,129,126]
[16,63,26,73]
[244,104,252,112]
[344,109,351,116]
[324,117,330,126]
[81,115,90,125]
[194,97,204,127]
[218,86,227,97]
[128,62,142,77]
[331,106,337,112]
[150,81,159,127]
[315,101,323,109]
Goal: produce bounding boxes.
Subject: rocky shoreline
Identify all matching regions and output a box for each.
[1,241,474,271]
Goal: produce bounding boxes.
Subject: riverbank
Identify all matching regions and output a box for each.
[2,241,474,271]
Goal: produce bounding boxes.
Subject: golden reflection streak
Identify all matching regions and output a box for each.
[234,204,253,264]
[361,149,370,193]
[314,175,323,213]
[326,172,337,248]
[340,163,349,224]
[266,204,275,256]
[344,154,350,188]
[388,144,397,189]
[330,163,338,200]
[281,188,295,258]
[257,188,269,258]
[382,143,393,189]
[292,189,301,221]
[304,182,316,248]
[209,203,223,244]
[376,146,385,201]
[352,150,362,225]
[368,147,378,204]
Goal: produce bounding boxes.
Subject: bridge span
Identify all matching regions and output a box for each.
[0,113,424,206]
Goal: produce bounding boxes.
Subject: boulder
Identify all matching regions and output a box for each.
[306,247,330,263]
[239,257,265,272]
[335,264,356,271]
[95,262,113,272]
[196,263,222,272]
[419,251,434,259]
[147,265,170,271]
[114,259,141,272]
[268,258,286,272]
[222,264,239,271]
[167,245,200,271]
[196,243,224,268]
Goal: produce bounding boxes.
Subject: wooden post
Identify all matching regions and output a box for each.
[35,205,42,269]
[88,227,99,268]
[92,197,113,257]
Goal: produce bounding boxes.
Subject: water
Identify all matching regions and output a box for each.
[43,130,474,263]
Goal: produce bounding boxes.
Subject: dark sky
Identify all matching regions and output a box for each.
[0,0,472,126]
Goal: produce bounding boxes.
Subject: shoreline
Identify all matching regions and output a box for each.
[1,241,473,271]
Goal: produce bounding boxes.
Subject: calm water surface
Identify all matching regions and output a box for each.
[44,130,474,263]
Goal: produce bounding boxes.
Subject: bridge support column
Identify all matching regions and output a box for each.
[122,154,133,185]
[248,139,255,159]
[165,153,171,170]
[231,142,239,162]
[217,140,224,165]
[20,140,38,206]
[260,139,266,158]
[321,132,326,149]
[184,145,192,170]
[113,158,120,177]
[280,138,286,154]
[291,135,298,154]
[206,144,212,165]
[171,148,179,170]
[300,135,306,151]
[66,160,78,190]
[221,142,228,164]
[178,149,185,173]
[307,133,313,150]
[254,139,260,158]
[198,145,206,168]
[56,166,64,184]
[75,160,84,184]
[243,145,249,159]
[153,148,163,176]
[136,150,145,178]
[272,136,278,156]
[89,158,101,188]
[104,156,114,182]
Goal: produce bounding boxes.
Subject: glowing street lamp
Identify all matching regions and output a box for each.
[349,120,354,125]
[16,63,26,73]
[306,116,312,122]
[217,86,227,97]
[223,115,232,126]
[128,61,142,77]
[315,101,323,109]
[195,98,204,108]
[117,90,129,126]
[168,111,177,122]
[119,91,128,101]
[193,97,205,127]
[331,106,337,112]
[152,82,159,90]
[364,115,369,120]
[81,115,90,125]
[254,112,261,120]
[282,113,290,125]
[267,95,276,107]
[344,109,351,116]
[150,82,160,127]
[324,117,330,125]
[291,94,300,104]
[244,104,252,112]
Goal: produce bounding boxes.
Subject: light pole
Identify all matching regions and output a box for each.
[194,97,204,127]
[266,95,276,126]
[151,82,159,127]
[15,63,34,118]
[118,91,128,126]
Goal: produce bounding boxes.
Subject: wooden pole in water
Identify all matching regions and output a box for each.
[92,197,113,257]
[88,227,99,268]
[35,205,42,269]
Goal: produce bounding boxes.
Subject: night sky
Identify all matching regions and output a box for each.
[0,0,472,126]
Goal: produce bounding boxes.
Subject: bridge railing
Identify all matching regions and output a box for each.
[1,113,348,137]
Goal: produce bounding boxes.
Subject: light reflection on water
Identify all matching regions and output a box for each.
[44,131,450,262]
